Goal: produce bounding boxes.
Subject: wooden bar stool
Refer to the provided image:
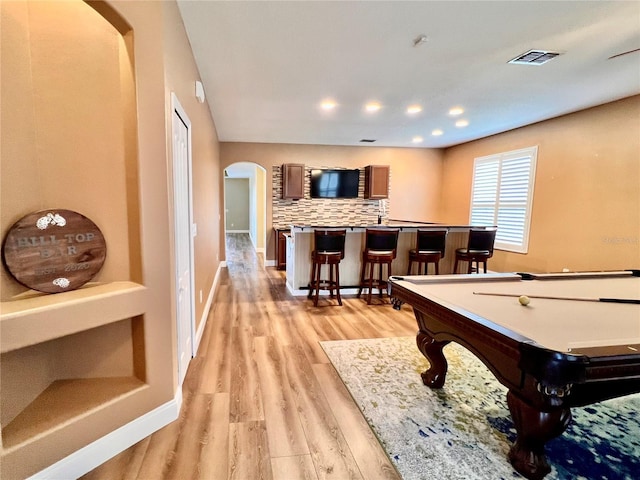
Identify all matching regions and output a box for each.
[454,228,497,274]
[308,229,346,306]
[407,229,448,275]
[357,229,399,305]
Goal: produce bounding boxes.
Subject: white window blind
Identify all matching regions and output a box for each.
[470,146,537,253]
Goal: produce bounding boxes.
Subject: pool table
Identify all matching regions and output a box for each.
[389,270,640,480]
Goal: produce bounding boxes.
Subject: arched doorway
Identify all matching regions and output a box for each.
[223,162,267,258]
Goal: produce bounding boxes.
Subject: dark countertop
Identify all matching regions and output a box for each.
[290,220,494,231]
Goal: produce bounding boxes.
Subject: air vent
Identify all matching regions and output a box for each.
[508,50,561,65]
[360,139,376,143]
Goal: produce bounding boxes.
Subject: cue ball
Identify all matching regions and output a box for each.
[518,295,531,306]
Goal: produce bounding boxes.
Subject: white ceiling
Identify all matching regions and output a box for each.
[177,1,640,149]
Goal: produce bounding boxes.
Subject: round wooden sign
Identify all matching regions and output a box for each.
[2,209,107,293]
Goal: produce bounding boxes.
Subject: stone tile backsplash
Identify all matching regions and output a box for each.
[272,165,389,229]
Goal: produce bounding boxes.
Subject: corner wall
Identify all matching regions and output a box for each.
[0,0,222,477]
[161,0,221,333]
[220,143,444,261]
[440,95,640,272]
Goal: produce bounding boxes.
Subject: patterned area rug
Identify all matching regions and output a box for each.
[320,336,640,480]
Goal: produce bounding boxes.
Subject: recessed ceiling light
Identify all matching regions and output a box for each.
[407,105,422,114]
[365,102,381,112]
[412,136,423,143]
[431,129,443,136]
[320,100,337,110]
[455,119,469,127]
[449,107,464,116]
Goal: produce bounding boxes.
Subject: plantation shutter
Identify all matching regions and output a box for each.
[470,146,537,253]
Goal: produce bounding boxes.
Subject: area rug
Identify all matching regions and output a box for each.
[320,336,640,480]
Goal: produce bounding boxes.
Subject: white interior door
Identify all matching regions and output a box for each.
[172,94,195,385]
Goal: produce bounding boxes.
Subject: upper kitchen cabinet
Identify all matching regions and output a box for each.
[281,163,305,199]
[364,165,389,199]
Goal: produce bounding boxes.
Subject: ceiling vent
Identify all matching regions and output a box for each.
[359,139,376,143]
[508,50,561,65]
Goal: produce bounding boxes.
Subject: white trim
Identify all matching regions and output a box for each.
[248,231,265,254]
[194,263,223,355]
[470,146,538,254]
[171,92,197,384]
[224,162,267,267]
[28,393,182,480]
[264,259,276,267]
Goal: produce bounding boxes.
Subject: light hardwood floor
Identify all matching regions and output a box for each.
[82,233,419,480]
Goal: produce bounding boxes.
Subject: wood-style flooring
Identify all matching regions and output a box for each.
[82,233,418,480]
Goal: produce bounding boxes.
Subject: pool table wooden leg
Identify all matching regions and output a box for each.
[506,391,571,480]
[416,331,449,388]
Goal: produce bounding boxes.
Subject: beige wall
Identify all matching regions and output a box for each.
[441,96,640,273]
[0,0,221,477]
[255,166,266,251]
[225,178,251,230]
[0,0,132,298]
[2,0,634,475]
[222,97,639,273]
[161,0,221,331]
[220,143,444,260]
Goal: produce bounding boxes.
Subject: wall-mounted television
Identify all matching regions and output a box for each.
[310,169,360,199]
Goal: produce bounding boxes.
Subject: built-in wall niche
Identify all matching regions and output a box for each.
[0,316,146,449]
[272,165,390,228]
[0,2,146,477]
[0,0,141,302]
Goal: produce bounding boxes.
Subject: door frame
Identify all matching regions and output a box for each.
[223,162,267,256]
[171,92,196,385]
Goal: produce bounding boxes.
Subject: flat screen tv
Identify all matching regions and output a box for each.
[310,169,360,198]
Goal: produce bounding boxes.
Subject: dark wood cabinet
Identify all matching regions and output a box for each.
[276,228,290,270]
[281,163,305,199]
[364,165,389,199]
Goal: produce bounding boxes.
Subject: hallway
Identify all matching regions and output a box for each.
[83,233,417,480]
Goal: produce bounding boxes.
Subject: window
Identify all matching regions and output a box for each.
[470,146,537,253]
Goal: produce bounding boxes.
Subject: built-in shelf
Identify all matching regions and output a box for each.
[2,377,147,450]
[1,281,146,354]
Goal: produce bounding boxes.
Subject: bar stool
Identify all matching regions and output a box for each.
[308,229,347,306]
[357,229,399,305]
[407,229,448,275]
[454,228,497,274]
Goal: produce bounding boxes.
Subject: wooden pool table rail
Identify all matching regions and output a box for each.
[390,273,640,480]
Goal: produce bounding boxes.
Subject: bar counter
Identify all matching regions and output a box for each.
[284,221,496,295]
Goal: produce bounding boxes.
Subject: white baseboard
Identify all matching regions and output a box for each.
[194,262,223,355]
[264,259,276,267]
[30,260,227,479]
[247,236,265,255]
[29,390,182,480]
[226,229,249,233]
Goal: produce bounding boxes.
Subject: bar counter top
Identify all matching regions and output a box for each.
[284,222,496,295]
[290,220,487,232]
